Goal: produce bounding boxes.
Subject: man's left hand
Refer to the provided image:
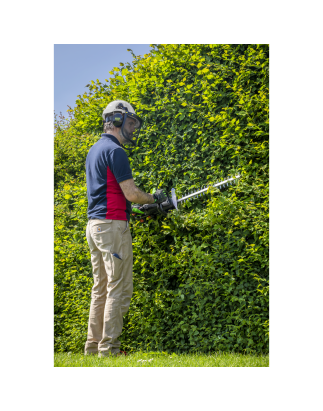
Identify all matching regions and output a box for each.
[153,188,167,204]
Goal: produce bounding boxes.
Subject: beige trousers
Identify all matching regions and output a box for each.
[84,219,133,356]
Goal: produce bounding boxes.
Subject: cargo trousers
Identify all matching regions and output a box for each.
[84,219,133,356]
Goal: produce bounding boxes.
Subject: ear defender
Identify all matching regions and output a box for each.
[104,113,124,127]
[112,113,124,127]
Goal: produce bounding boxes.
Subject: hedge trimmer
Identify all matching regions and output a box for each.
[131,174,241,222]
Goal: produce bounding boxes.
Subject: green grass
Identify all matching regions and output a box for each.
[54,351,269,367]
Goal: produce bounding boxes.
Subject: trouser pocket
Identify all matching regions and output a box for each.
[121,221,129,235]
[107,253,123,283]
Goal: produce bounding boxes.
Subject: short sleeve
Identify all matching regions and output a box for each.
[109,148,133,183]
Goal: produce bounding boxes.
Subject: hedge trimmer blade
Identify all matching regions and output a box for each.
[175,174,241,207]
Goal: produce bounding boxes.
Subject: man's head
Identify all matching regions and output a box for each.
[102,100,142,147]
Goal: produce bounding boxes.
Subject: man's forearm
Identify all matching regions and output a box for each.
[119,178,156,204]
[131,186,155,204]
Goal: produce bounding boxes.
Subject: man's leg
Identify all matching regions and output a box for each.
[84,219,133,357]
[120,222,133,317]
[84,220,108,355]
[98,220,133,357]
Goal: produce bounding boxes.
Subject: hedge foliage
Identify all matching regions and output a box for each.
[54,44,269,354]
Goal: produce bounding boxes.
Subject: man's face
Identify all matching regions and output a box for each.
[124,117,136,137]
[121,116,139,144]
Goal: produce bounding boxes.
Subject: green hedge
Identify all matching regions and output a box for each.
[54,44,269,354]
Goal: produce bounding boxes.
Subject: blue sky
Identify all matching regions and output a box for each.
[54,44,153,118]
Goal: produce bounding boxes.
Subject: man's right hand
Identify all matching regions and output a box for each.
[153,188,167,204]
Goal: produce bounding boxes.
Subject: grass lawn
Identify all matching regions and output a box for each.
[54,351,269,367]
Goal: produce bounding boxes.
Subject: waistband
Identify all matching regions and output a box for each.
[88,219,129,233]
[88,218,129,222]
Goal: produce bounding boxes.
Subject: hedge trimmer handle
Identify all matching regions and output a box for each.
[131,196,174,222]
[131,205,145,215]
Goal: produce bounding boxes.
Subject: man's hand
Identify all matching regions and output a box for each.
[153,188,167,204]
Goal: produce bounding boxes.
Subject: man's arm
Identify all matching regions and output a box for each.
[119,178,155,204]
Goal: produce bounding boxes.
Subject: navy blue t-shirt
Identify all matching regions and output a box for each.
[86,134,133,221]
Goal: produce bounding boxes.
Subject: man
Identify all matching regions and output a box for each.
[84,100,167,357]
